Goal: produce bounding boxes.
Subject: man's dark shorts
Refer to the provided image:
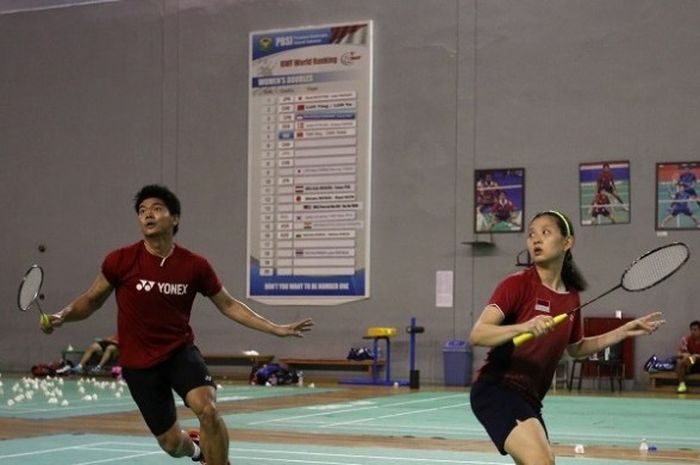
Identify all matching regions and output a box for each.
[122,344,216,436]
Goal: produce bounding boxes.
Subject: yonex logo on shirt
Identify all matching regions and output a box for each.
[136,279,189,295]
[156,282,189,295]
[136,280,156,291]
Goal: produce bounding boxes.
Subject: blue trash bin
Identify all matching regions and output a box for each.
[443,340,472,386]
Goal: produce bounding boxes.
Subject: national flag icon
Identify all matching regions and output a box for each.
[534,298,551,313]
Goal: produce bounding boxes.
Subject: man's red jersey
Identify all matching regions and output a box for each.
[679,335,700,355]
[102,242,222,368]
[596,172,616,192]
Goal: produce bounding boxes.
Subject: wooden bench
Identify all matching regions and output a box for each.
[648,371,700,391]
[278,358,384,376]
[203,353,274,367]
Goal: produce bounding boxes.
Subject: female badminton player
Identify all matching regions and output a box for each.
[469,210,664,465]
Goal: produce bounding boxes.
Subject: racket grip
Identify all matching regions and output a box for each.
[40,313,54,334]
[512,313,569,347]
[512,332,535,346]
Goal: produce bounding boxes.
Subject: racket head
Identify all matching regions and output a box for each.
[17,265,44,311]
[620,242,689,292]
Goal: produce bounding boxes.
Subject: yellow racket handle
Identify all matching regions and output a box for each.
[512,313,568,346]
[40,313,54,334]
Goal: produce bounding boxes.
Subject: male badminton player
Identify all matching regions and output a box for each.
[676,320,700,393]
[42,184,314,465]
[596,163,627,210]
[469,210,664,465]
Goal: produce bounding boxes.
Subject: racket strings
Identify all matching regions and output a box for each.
[18,265,44,311]
[622,244,689,291]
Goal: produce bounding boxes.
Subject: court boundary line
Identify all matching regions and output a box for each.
[248,393,466,426]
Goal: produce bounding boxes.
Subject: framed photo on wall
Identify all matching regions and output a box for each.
[656,161,700,230]
[578,161,631,226]
[474,168,525,233]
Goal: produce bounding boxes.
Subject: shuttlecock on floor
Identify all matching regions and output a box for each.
[574,444,585,454]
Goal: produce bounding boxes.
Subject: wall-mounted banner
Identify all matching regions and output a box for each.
[247,22,373,305]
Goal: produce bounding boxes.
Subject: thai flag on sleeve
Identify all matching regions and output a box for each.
[534,298,551,313]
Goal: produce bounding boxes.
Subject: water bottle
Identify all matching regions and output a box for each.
[639,438,648,452]
[297,371,304,387]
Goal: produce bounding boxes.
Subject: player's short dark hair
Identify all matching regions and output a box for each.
[134,184,181,234]
[690,320,700,330]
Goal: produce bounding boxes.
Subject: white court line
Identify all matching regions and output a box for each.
[0,441,156,459]
[0,441,147,460]
[252,421,486,438]
[323,402,468,428]
[0,444,88,460]
[0,443,161,465]
[68,451,163,465]
[241,419,486,435]
[0,400,135,415]
[248,393,466,426]
[0,440,508,465]
[234,456,504,465]
[233,448,508,465]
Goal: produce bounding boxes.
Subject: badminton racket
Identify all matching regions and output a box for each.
[513,242,690,346]
[17,264,53,333]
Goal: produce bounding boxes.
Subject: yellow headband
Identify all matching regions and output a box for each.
[546,210,571,237]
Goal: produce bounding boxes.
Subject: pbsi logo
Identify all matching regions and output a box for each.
[136,280,155,291]
[275,36,293,47]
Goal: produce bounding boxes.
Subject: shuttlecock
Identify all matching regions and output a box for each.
[574,444,585,454]
[393,381,399,388]
[7,399,14,406]
[61,400,69,406]
[309,382,316,388]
